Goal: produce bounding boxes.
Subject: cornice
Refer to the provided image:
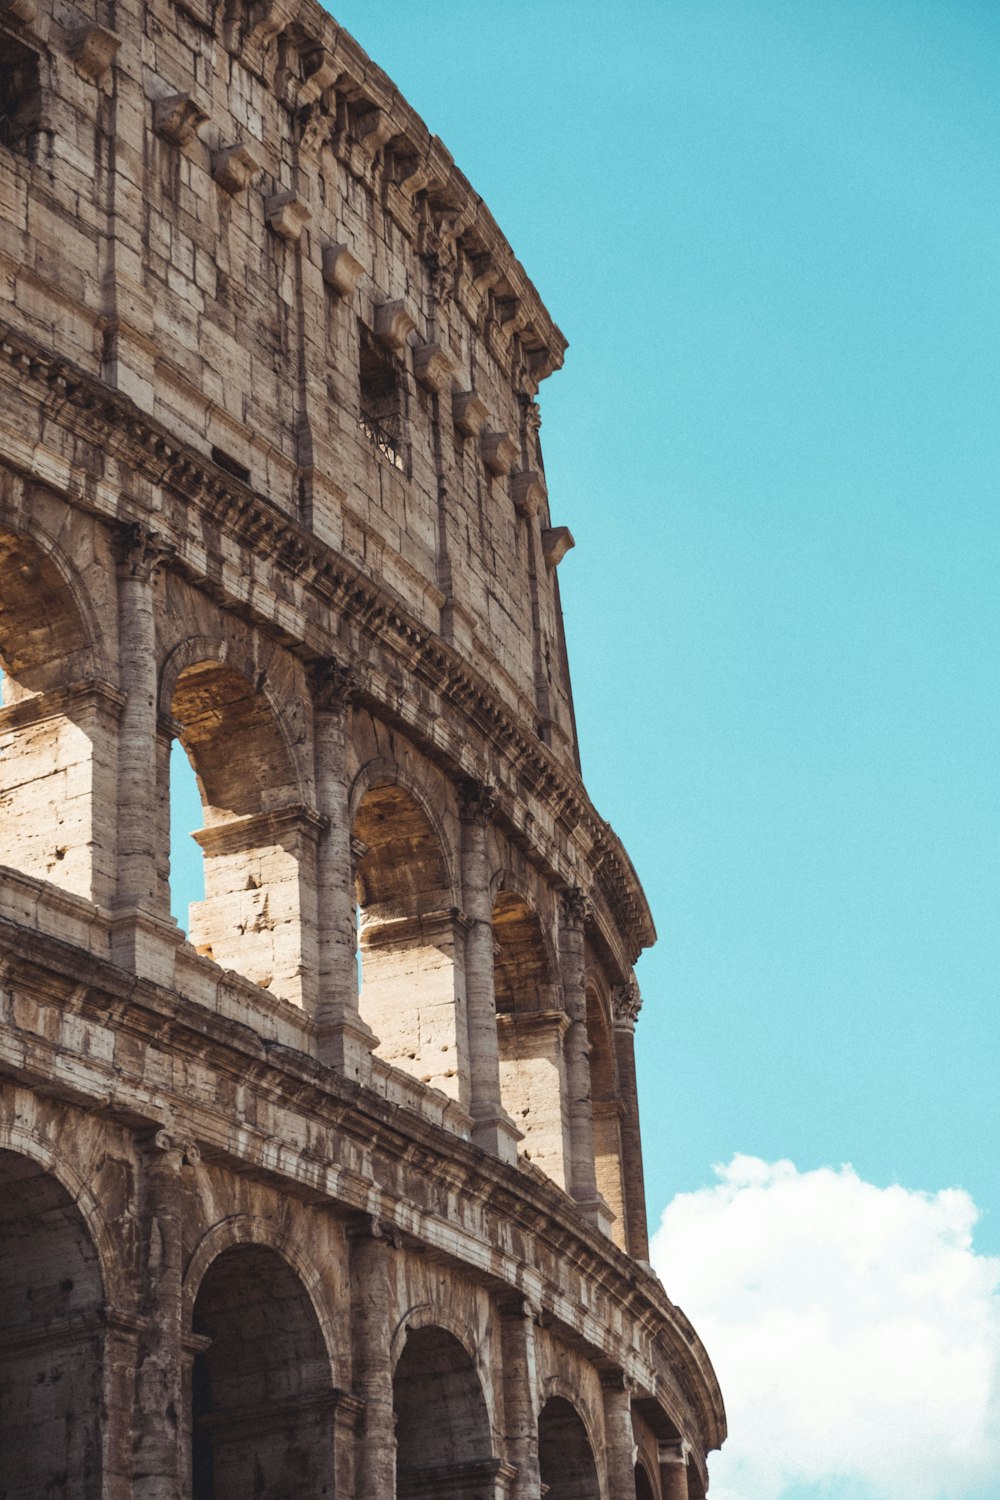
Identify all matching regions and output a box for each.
[0,322,656,964]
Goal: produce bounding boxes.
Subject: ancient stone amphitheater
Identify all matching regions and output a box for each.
[0,0,725,1495]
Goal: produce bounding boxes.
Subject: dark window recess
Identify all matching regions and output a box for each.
[358,328,405,472]
[0,40,42,159]
[211,446,251,484]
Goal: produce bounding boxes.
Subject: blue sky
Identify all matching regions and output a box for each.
[174,5,1000,1494]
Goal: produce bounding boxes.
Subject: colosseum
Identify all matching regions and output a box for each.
[0,0,725,1495]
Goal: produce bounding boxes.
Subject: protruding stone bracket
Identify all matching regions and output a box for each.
[265,190,311,242]
[68,24,121,84]
[452,390,488,438]
[481,429,518,478]
[153,93,209,147]
[0,0,36,24]
[322,243,365,298]
[300,45,338,103]
[211,142,261,196]
[541,525,575,569]
[245,0,297,47]
[413,341,455,394]
[352,102,394,155]
[374,299,416,353]
[512,469,548,518]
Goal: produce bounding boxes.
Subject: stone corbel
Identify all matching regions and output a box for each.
[322,243,365,298]
[481,429,518,478]
[392,147,430,196]
[413,341,455,394]
[374,298,416,353]
[154,93,209,147]
[300,45,338,104]
[211,142,261,195]
[352,102,394,155]
[541,525,574,568]
[69,24,121,84]
[452,390,488,438]
[246,0,298,47]
[0,0,36,23]
[265,190,311,242]
[512,469,548,517]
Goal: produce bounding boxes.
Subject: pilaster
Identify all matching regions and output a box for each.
[611,978,650,1261]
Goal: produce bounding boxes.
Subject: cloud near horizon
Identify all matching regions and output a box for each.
[650,1156,1000,1500]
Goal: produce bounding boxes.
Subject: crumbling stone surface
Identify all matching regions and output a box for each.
[0,0,725,1494]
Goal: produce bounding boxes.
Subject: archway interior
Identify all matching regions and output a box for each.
[170,662,308,1001]
[191,1244,333,1500]
[587,988,627,1246]
[354,783,465,1098]
[0,529,104,900]
[537,1395,601,1500]
[393,1325,495,1498]
[0,1149,104,1499]
[635,1460,657,1500]
[493,892,568,1184]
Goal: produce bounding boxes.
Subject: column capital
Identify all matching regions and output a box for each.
[559,884,591,932]
[459,776,497,825]
[611,976,642,1032]
[599,1365,634,1394]
[309,656,360,712]
[116,520,176,580]
[658,1438,689,1466]
[345,1211,401,1248]
[148,1128,200,1166]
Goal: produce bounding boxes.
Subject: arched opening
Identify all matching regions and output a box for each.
[537,1396,600,1500]
[0,528,114,905]
[169,661,317,1007]
[394,1325,498,1498]
[190,1244,333,1500]
[353,782,468,1100]
[169,738,205,930]
[635,1460,657,1500]
[493,891,568,1185]
[587,986,627,1249]
[0,1149,104,1497]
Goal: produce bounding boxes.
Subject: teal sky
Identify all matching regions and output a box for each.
[314,0,1000,1254]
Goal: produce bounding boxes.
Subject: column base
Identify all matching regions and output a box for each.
[471,1109,522,1165]
[109,907,183,987]
[316,1010,379,1085]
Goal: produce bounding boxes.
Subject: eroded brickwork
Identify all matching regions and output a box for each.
[0,0,724,1494]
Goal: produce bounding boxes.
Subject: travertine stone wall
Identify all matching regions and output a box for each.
[0,0,725,1494]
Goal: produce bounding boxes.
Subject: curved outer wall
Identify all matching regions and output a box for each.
[0,0,725,1496]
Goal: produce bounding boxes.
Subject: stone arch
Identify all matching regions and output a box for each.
[393,1321,500,1500]
[163,639,319,1008]
[492,880,568,1185]
[635,1457,658,1500]
[585,972,627,1248]
[389,1300,480,1375]
[352,760,468,1102]
[537,1390,602,1500]
[0,521,117,903]
[0,1141,108,1499]
[349,754,459,900]
[186,1227,339,1500]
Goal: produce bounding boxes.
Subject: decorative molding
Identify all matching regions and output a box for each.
[611,977,642,1032]
[458,777,497,826]
[309,657,360,712]
[559,886,591,932]
[116,521,176,582]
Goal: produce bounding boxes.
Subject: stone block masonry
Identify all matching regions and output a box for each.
[0,0,725,1495]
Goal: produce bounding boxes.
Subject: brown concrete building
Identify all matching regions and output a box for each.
[0,0,725,1494]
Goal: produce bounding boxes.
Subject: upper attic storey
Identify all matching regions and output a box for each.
[0,0,581,766]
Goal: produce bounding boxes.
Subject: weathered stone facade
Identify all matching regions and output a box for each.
[0,0,725,1495]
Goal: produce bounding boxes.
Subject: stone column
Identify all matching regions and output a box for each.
[133,1129,198,1500]
[312,659,377,1078]
[558,888,601,1213]
[611,978,650,1262]
[348,1214,398,1500]
[600,1370,636,1500]
[658,1440,690,1500]
[498,1296,541,1500]
[459,779,520,1163]
[112,524,179,983]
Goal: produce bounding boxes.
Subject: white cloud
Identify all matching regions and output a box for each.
[650,1156,1000,1500]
